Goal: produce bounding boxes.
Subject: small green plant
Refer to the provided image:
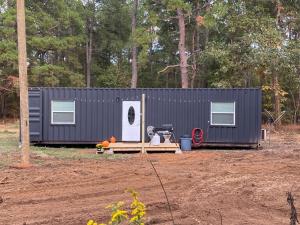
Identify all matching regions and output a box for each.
[86,190,146,225]
[96,143,103,153]
[87,220,106,225]
[96,143,103,149]
[106,201,128,225]
[128,190,146,225]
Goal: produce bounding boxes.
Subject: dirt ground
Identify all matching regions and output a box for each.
[0,125,300,225]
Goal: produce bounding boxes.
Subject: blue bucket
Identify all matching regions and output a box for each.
[180,137,192,151]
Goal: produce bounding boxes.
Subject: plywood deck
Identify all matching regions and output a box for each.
[107,142,181,153]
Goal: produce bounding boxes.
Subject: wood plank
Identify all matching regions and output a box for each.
[111,149,178,152]
[109,142,179,148]
[108,142,181,153]
[145,149,179,152]
[111,148,141,152]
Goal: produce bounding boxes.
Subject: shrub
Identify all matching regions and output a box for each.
[87,190,146,225]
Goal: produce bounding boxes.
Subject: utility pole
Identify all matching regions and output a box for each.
[17,0,30,166]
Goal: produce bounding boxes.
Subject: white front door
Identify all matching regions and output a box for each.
[122,101,141,141]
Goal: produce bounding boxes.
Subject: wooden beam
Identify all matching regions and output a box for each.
[108,143,180,153]
[141,94,145,154]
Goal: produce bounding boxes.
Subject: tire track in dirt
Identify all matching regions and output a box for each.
[4,177,188,207]
[0,158,189,225]
[1,137,300,225]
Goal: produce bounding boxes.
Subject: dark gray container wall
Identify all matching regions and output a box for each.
[29,87,261,145]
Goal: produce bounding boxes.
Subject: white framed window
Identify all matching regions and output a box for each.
[211,102,235,126]
[51,101,75,124]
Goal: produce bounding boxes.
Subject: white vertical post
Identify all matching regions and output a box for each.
[141,94,145,154]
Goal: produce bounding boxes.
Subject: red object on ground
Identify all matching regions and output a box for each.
[101,140,110,147]
[110,136,116,143]
[192,128,204,145]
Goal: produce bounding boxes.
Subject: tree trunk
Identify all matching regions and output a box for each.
[273,74,281,126]
[177,8,189,88]
[85,0,95,88]
[290,89,300,124]
[191,30,196,88]
[17,0,30,165]
[130,0,138,88]
[191,2,201,88]
[166,73,169,88]
[86,29,92,87]
[274,1,282,127]
[296,71,300,124]
[0,94,4,119]
[2,96,6,120]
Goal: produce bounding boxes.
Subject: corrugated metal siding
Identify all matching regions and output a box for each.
[29,89,42,141]
[29,87,261,145]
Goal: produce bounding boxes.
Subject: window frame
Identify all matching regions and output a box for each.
[51,100,76,125]
[210,102,236,126]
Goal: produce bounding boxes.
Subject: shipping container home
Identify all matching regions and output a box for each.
[29,87,262,147]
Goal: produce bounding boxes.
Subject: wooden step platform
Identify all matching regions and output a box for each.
[105,142,182,154]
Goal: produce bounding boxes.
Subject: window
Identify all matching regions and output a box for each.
[211,102,235,126]
[128,106,135,125]
[51,101,75,124]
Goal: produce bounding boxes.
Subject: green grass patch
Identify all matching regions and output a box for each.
[0,130,128,169]
[0,131,19,153]
[0,120,19,130]
[32,146,125,160]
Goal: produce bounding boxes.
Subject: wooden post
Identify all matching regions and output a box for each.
[17,0,30,165]
[141,94,145,153]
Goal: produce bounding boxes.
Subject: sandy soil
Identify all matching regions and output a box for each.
[0,131,300,225]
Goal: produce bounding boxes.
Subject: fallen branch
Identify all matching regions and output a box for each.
[287,192,299,225]
[158,64,193,74]
[218,210,223,225]
[158,65,180,74]
[0,177,8,184]
[0,86,13,91]
[148,159,175,225]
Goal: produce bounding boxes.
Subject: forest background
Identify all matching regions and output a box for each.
[0,0,299,124]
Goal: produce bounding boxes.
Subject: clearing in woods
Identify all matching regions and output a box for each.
[0,122,299,225]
